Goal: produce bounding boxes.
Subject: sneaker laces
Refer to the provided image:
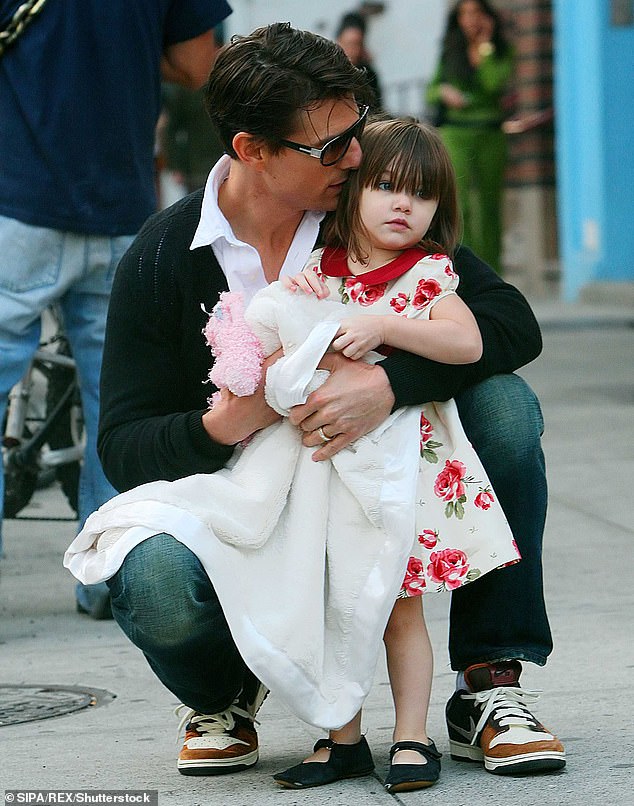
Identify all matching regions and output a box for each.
[462,686,542,746]
[175,699,256,743]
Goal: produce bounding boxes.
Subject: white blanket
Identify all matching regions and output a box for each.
[65,284,420,729]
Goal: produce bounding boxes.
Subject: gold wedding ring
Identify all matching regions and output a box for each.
[318,426,333,443]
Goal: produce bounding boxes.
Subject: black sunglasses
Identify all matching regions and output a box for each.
[278,105,369,167]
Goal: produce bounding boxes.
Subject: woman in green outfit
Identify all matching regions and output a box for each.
[426,0,513,273]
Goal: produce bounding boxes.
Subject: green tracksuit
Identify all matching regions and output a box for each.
[426,50,514,273]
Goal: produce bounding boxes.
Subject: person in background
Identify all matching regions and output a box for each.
[160,84,226,196]
[426,0,514,273]
[160,27,227,198]
[0,0,232,617]
[336,11,383,111]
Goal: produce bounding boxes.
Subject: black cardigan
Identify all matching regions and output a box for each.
[98,190,542,492]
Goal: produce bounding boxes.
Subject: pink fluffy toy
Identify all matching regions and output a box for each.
[202,291,265,407]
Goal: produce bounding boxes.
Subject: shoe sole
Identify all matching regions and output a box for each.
[449,740,565,774]
[485,752,566,775]
[274,769,375,789]
[177,750,259,776]
[385,780,437,793]
[449,738,484,762]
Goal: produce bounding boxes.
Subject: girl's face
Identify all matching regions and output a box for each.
[357,171,439,255]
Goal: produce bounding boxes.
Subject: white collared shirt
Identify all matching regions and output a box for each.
[190,155,325,305]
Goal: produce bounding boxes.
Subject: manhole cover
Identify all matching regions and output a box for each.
[0,685,115,726]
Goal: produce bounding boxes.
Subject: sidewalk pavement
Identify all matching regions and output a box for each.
[1,299,633,805]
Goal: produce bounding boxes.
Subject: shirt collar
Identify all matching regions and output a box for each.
[190,155,237,250]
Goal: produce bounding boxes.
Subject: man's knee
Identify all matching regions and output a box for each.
[456,374,544,468]
[108,534,215,650]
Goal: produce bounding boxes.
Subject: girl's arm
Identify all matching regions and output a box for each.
[331,294,483,365]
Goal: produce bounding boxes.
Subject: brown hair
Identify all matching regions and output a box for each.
[324,117,461,260]
[204,22,371,158]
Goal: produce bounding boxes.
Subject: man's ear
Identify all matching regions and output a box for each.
[232,132,270,169]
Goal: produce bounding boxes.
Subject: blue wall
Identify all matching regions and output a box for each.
[554,1,634,300]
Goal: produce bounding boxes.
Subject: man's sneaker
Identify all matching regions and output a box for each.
[176,702,259,775]
[446,661,566,775]
[176,674,269,776]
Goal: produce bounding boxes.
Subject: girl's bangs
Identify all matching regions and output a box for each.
[363,124,445,200]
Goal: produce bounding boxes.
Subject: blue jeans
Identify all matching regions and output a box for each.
[106,373,552,712]
[108,533,248,713]
[451,373,552,669]
[0,215,134,556]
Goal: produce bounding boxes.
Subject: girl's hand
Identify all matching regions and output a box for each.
[282,268,330,298]
[331,315,385,360]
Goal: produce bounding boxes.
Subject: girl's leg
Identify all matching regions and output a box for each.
[384,596,433,764]
[302,710,363,763]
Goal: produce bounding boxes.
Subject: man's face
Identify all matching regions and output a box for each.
[265,98,363,213]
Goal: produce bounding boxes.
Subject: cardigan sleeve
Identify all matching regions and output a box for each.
[98,198,235,492]
[380,246,542,407]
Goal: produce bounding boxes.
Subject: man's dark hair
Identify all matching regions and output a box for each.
[203,22,370,158]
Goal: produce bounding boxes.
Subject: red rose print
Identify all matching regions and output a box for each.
[419,412,433,443]
[412,278,443,309]
[343,278,365,303]
[344,278,387,306]
[474,488,495,510]
[402,556,427,595]
[434,460,467,502]
[430,253,448,261]
[390,292,409,313]
[358,283,388,306]
[427,548,470,590]
[418,529,439,549]
[444,264,458,279]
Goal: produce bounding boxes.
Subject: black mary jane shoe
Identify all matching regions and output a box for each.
[273,736,375,789]
[383,739,442,792]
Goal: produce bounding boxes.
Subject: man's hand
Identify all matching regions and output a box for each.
[202,351,283,444]
[288,352,395,461]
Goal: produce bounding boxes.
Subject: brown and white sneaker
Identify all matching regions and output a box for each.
[446,661,566,775]
[176,702,259,776]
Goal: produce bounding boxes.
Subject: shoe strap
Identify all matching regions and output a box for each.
[313,738,334,752]
[390,740,442,761]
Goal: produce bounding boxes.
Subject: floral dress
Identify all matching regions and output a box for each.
[309,245,521,597]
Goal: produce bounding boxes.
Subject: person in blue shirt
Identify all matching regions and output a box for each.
[0,0,232,616]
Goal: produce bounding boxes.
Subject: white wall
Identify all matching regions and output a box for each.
[223,0,449,118]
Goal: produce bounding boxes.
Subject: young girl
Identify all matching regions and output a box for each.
[64,119,519,793]
[273,118,518,793]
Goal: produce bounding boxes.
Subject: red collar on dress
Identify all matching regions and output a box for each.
[320,246,429,284]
